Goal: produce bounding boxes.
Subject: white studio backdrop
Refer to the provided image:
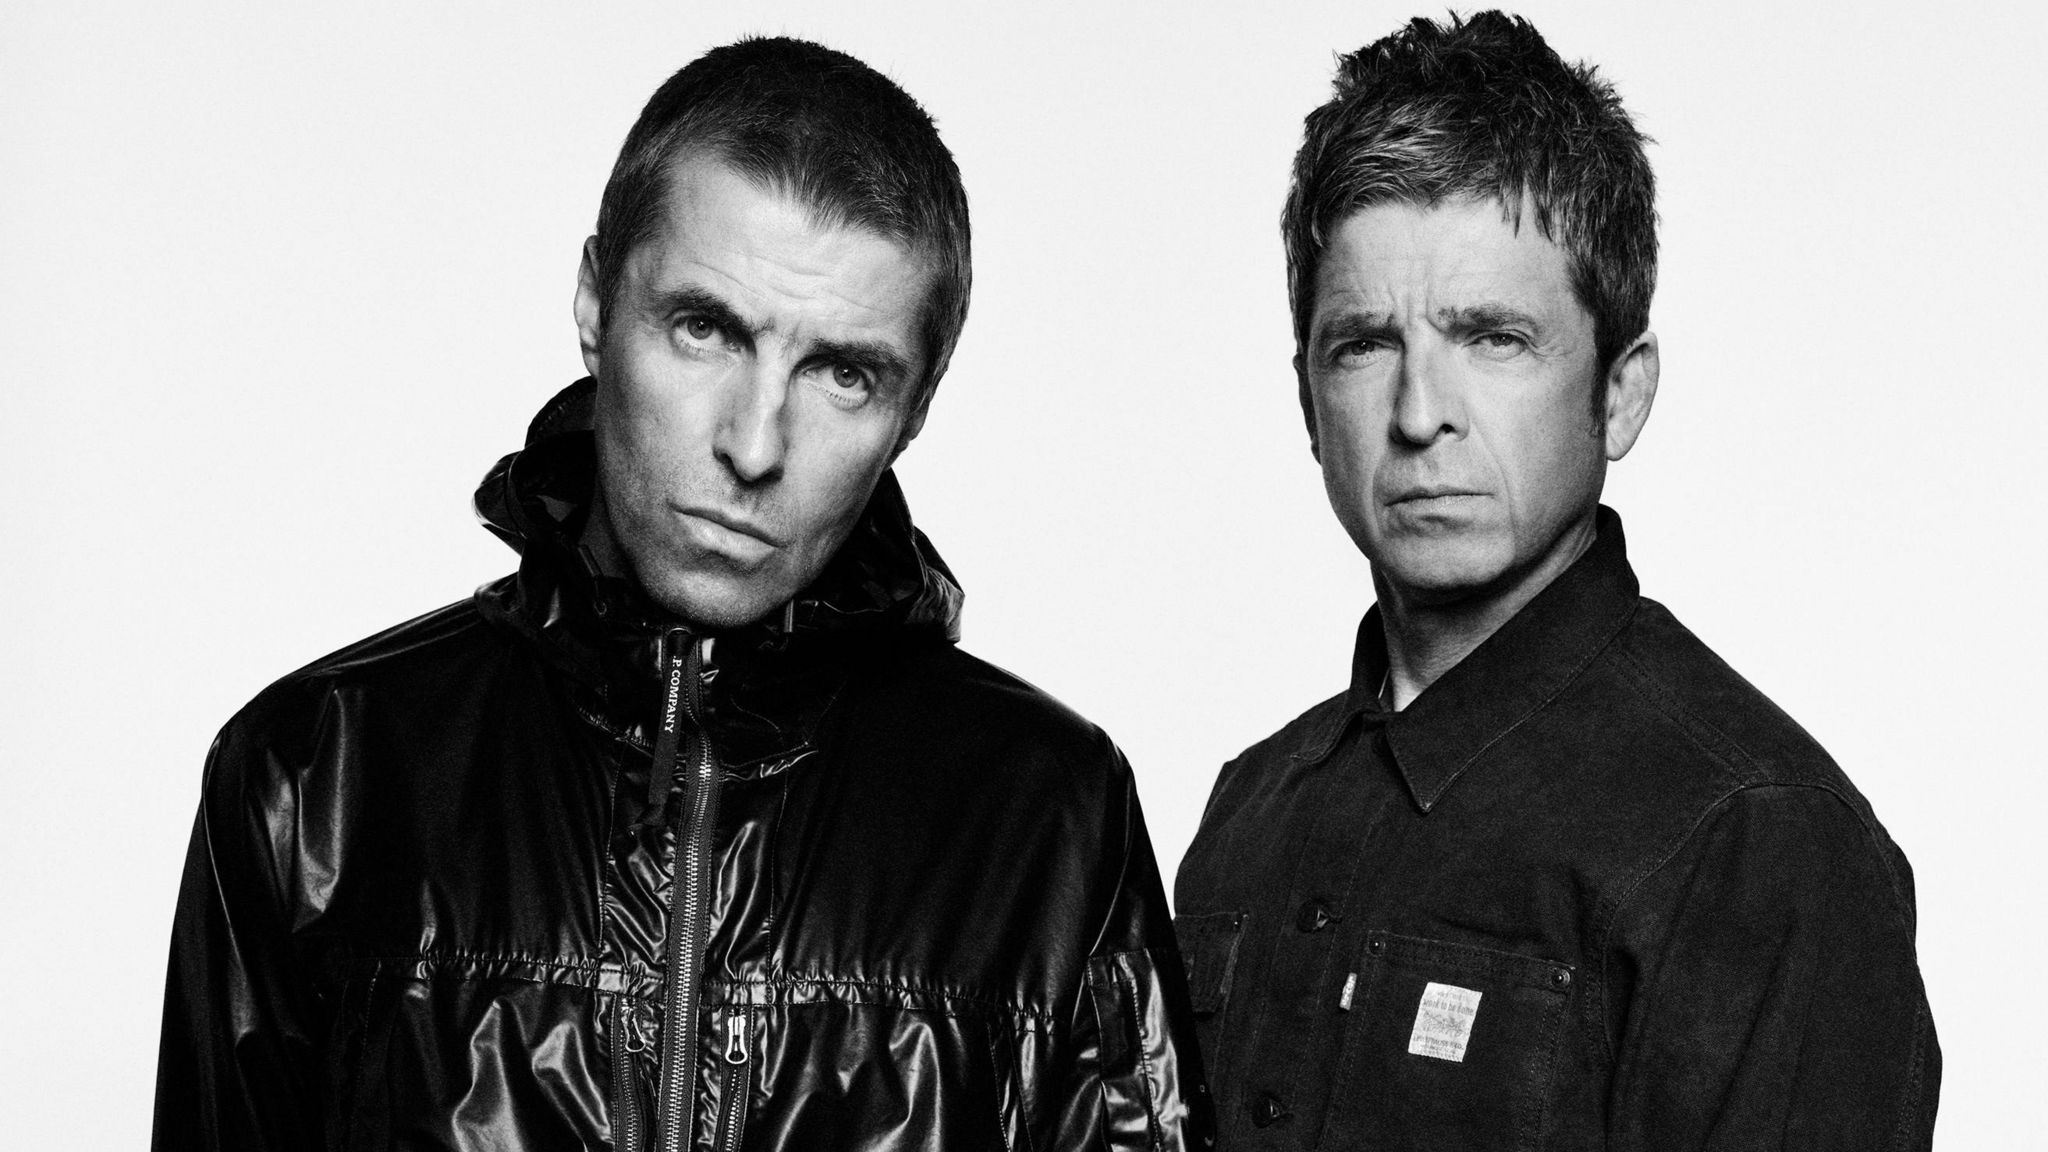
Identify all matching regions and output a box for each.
[3,0,2042,1144]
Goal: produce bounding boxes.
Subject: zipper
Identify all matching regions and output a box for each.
[611,997,648,1152]
[711,1006,752,1152]
[654,628,722,1152]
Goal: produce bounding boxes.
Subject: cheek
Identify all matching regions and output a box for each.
[598,400,665,481]
[1316,433,1381,536]
[1321,419,1386,505]
[1319,445,1369,509]
[786,413,901,528]
[602,363,714,468]
[594,422,663,524]
[1310,385,1379,467]
[1490,397,1599,512]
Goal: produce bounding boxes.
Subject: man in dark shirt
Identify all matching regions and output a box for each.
[1173,12,1939,1149]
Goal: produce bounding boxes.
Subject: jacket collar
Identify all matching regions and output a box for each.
[1307,505,1641,813]
[469,378,965,766]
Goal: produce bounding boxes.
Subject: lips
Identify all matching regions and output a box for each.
[671,505,786,565]
[1386,487,1484,506]
[677,505,785,548]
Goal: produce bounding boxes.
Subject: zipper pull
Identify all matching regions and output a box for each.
[682,635,713,722]
[724,1007,749,1065]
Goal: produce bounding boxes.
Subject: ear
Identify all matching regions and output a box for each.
[1295,350,1321,463]
[574,237,605,380]
[1601,330,1659,461]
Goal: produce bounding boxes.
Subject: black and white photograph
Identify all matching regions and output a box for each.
[4,0,2042,1147]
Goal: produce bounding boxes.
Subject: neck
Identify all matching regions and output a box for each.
[1376,512,1598,709]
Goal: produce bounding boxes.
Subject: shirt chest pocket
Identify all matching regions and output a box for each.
[1172,909,1247,1091]
[1172,911,1247,1018]
[1322,932,1574,1152]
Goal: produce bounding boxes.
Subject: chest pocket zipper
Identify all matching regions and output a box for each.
[713,1006,752,1152]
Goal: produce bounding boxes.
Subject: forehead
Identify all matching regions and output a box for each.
[1312,196,1580,322]
[627,157,934,332]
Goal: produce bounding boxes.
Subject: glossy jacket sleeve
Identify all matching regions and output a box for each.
[1061,767,1217,1152]
[153,705,326,1151]
[1606,784,1940,1150]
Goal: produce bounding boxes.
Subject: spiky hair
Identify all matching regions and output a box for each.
[1283,11,1656,377]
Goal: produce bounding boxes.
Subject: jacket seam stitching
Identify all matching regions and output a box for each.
[323,958,1060,1025]
[1611,648,1763,782]
[329,951,630,992]
[1593,649,1764,1078]
[595,706,619,986]
[743,976,1062,1025]
[1597,779,1915,1111]
[1122,960,1165,1152]
[1594,781,1751,1084]
[1613,652,1917,919]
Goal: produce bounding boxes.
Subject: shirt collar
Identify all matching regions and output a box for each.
[1327,505,1641,813]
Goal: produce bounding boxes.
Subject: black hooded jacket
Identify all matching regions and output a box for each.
[154,380,1210,1151]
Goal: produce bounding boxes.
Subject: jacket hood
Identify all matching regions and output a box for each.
[469,378,964,762]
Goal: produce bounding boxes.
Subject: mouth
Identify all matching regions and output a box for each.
[673,505,787,552]
[1386,487,1485,507]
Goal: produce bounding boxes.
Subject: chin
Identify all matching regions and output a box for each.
[637,568,794,631]
[1370,537,1514,605]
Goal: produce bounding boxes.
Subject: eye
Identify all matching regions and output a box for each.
[1330,338,1392,368]
[804,361,874,408]
[677,316,722,346]
[1473,331,1529,359]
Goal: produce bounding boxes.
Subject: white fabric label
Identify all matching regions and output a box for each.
[1407,982,1482,1062]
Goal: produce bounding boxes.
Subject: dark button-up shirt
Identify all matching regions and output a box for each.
[1174,508,1939,1150]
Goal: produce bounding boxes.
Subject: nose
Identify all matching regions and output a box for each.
[712,362,787,484]
[1391,343,1464,446]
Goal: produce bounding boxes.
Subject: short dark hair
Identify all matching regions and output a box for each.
[593,37,972,399]
[1284,11,1655,381]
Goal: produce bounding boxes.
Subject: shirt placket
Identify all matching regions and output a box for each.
[1238,718,1398,1147]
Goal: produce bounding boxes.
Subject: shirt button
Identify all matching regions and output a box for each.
[1295,899,1335,933]
[1250,1090,1288,1128]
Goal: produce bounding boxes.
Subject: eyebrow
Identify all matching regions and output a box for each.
[808,338,916,388]
[1312,303,1545,344]
[1440,303,1543,333]
[649,285,755,346]
[1312,310,1400,346]
[650,284,918,387]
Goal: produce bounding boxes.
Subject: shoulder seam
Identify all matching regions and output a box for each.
[1610,646,1764,786]
[1595,781,1917,1072]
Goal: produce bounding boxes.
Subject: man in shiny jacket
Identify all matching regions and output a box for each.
[155,37,1208,1152]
